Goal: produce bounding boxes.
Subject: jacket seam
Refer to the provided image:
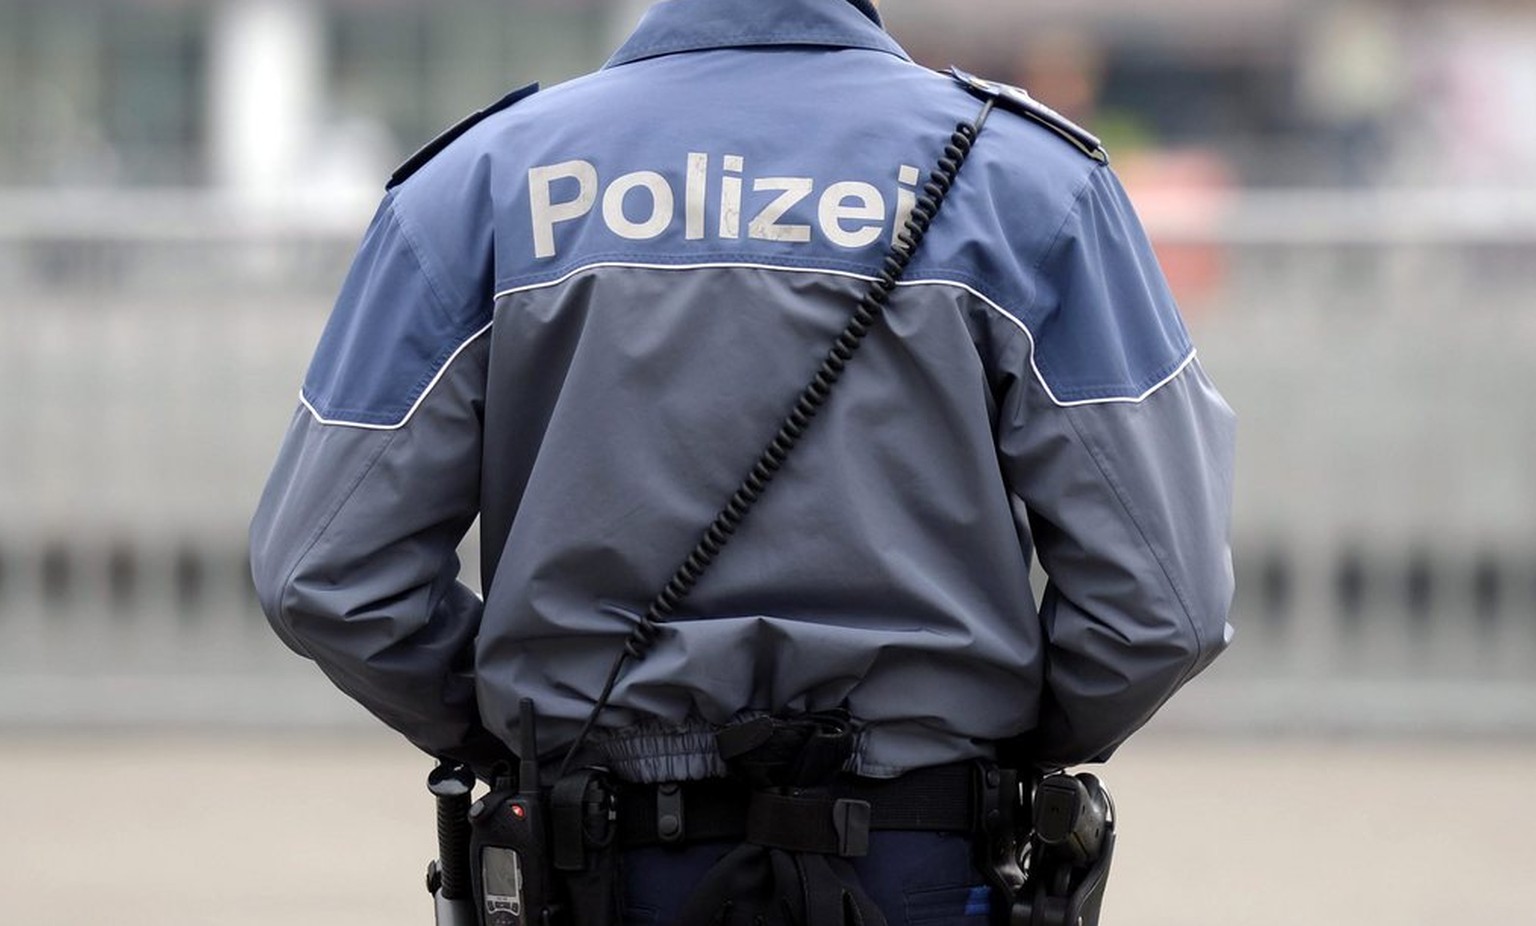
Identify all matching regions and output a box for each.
[495,259,1191,408]
[1057,378,1208,665]
[1015,164,1097,391]
[298,322,494,430]
[1029,164,1101,277]
[387,194,465,330]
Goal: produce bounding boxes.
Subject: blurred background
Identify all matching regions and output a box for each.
[1,1,1534,924]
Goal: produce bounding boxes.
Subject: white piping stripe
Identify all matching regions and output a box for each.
[299,320,495,430]
[495,260,1197,408]
[896,275,1198,408]
[494,260,886,300]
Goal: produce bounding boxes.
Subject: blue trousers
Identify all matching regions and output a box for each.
[620,831,1001,926]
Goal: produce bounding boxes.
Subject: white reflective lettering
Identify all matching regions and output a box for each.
[528,155,930,254]
[892,165,920,246]
[528,159,598,259]
[819,181,886,249]
[601,170,675,241]
[749,177,813,243]
[720,155,744,239]
[685,153,708,240]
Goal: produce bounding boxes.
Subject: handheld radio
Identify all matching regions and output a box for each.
[467,700,560,926]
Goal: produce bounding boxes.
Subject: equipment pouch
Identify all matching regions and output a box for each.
[551,768,620,926]
[714,710,857,789]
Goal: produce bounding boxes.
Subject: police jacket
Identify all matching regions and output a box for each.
[250,0,1236,783]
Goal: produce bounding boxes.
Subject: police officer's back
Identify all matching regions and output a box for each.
[251,1,1235,922]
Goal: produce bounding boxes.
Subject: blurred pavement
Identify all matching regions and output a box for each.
[3,729,1532,926]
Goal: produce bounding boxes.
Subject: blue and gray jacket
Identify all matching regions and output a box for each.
[250,0,1236,782]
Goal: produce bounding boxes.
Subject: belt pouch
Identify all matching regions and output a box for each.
[552,768,619,926]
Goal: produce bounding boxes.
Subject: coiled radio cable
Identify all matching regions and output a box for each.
[558,99,996,778]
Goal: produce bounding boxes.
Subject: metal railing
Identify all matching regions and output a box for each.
[2,188,1533,733]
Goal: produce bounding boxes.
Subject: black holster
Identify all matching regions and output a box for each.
[1007,773,1117,926]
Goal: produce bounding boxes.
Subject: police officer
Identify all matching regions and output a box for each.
[250,0,1235,923]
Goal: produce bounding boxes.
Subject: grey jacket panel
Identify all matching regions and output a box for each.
[476,267,1043,778]
[997,346,1236,765]
[250,337,503,768]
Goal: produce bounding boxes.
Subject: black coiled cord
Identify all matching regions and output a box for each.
[557,102,996,778]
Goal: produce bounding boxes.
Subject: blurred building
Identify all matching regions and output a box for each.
[3,0,1536,195]
[3,0,1536,194]
[0,0,611,194]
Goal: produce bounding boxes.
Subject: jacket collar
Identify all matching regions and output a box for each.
[604,0,908,69]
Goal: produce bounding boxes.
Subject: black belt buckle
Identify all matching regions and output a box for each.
[831,798,871,857]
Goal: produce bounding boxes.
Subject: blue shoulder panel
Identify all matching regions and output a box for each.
[1014,166,1193,405]
[302,85,540,428]
[301,195,490,428]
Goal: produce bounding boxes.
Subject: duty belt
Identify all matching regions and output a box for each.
[617,762,978,857]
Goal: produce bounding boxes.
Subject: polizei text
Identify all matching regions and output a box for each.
[529,153,926,259]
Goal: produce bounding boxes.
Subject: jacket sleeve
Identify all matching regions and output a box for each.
[249,192,506,770]
[997,165,1237,767]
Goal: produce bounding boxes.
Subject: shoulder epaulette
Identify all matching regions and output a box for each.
[386,82,540,190]
[949,68,1108,165]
